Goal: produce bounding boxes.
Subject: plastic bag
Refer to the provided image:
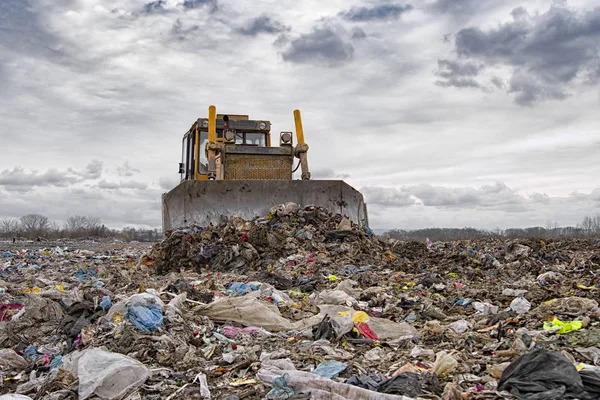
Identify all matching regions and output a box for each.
[0,349,28,371]
[473,302,498,316]
[0,395,33,400]
[195,292,322,332]
[498,349,590,399]
[448,320,470,334]
[63,347,149,400]
[378,373,421,397]
[228,282,260,296]
[410,346,435,359]
[543,318,583,334]
[100,296,111,310]
[127,305,163,332]
[265,374,295,399]
[310,290,355,306]
[345,374,385,391]
[312,360,348,379]
[433,351,458,376]
[510,297,531,315]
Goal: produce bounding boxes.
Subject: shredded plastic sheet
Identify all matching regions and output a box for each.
[258,365,415,400]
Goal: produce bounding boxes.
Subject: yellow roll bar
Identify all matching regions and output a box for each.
[293,109,305,145]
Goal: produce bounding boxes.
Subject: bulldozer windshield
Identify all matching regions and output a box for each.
[236,132,266,146]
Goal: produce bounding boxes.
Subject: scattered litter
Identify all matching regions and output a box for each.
[1,206,600,399]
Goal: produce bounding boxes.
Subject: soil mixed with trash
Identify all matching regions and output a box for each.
[1,203,600,399]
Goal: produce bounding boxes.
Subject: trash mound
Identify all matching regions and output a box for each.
[1,207,600,399]
[146,203,386,275]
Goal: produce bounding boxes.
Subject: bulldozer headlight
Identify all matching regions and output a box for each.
[225,130,235,141]
[258,122,267,130]
[201,119,209,128]
[280,132,292,144]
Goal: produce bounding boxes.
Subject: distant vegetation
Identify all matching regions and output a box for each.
[2,213,600,243]
[0,214,161,242]
[385,214,600,242]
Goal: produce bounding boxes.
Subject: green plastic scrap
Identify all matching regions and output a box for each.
[543,318,583,334]
[265,374,295,399]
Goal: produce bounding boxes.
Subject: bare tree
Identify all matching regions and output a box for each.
[65,215,89,231]
[582,216,595,235]
[0,219,21,237]
[19,213,50,238]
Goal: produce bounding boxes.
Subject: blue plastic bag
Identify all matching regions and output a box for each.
[228,282,260,296]
[265,374,295,399]
[312,360,347,379]
[127,305,163,332]
[100,296,111,310]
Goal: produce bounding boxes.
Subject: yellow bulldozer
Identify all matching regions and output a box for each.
[161,105,369,231]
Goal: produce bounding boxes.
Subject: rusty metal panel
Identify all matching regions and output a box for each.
[223,154,293,180]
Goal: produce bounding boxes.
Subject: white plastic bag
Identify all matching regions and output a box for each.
[63,348,149,400]
[309,290,355,306]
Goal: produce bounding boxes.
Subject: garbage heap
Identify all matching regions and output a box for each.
[147,202,393,278]
[1,204,600,399]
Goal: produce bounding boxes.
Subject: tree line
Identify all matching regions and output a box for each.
[0,214,162,242]
[384,214,600,242]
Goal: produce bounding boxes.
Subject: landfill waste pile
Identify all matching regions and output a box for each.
[1,203,600,399]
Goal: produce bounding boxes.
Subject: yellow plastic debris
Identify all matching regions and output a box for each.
[576,283,596,290]
[56,284,65,291]
[328,275,339,281]
[339,310,370,323]
[22,287,41,294]
[113,312,124,323]
[543,318,583,334]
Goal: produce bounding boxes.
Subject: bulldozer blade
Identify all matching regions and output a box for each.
[161,180,369,232]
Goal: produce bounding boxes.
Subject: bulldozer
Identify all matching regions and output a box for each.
[161,105,369,232]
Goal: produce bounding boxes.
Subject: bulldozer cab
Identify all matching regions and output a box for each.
[179,109,297,181]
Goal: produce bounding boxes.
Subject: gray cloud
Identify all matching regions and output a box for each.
[238,15,289,36]
[362,183,525,210]
[430,0,486,15]
[434,59,484,88]
[142,0,218,15]
[281,23,355,66]
[142,0,168,14]
[183,0,218,12]
[171,19,200,40]
[116,162,141,177]
[361,183,600,228]
[0,167,80,191]
[311,168,351,180]
[340,3,413,22]
[73,160,103,180]
[0,186,163,229]
[362,182,600,211]
[96,180,148,190]
[351,27,367,40]
[159,175,180,191]
[0,161,103,193]
[1,0,598,231]
[447,3,600,105]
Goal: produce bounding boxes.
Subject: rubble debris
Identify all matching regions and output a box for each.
[1,204,600,398]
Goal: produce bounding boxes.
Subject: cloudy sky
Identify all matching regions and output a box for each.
[1,0,599,230]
